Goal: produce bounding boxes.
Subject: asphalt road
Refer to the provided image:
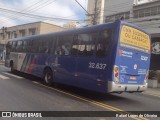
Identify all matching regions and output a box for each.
[0,65,160,120]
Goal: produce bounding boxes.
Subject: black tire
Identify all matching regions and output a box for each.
[43,68,53,86]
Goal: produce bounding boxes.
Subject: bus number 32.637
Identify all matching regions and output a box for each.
[89,62,107,70]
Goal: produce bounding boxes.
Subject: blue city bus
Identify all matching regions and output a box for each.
[5,20,151,93]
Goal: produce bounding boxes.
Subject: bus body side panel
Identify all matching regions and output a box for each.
[10,52,24,71]
[73,24,117,93]
[74,57,108,92]
[48,55,77,85]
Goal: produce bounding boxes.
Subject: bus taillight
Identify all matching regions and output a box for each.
[145,70,149,80]
[114,65,119,83]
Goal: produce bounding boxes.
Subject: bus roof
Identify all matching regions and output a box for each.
[8,20,149,42]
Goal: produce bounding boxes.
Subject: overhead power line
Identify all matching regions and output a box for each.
[74,0,90,15]
[0,7,87,22]
[0,0,57,24]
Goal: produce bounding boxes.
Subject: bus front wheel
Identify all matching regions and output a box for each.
[43,68,53,86]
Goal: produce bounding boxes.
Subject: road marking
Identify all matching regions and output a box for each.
[0,74,9,79]
[2,72,23,79]
[32,81,148,120]
[142,92,160,98]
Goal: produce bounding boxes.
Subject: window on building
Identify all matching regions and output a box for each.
[12,31,17,38]
[134,6,160,19]
[29,28,36,36]
[105,12,130,23]
[144,8,150,17]
[158,6,160,14]
[124,12,130,19]
[133,11,139,18]
[19,29,26,37]
[6,32,11,39]
[150,7,157,16]
[138,9,144,18]
[0,33,3,40]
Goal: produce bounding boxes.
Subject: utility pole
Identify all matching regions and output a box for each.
[92,0,98,25]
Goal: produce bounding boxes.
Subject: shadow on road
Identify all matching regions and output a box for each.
[8,71,138,104]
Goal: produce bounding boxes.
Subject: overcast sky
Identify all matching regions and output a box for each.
[0,0,88,28]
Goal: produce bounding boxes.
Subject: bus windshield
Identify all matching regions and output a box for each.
[120,25,150,54]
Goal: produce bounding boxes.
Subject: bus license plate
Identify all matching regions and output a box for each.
[130,76,136,80]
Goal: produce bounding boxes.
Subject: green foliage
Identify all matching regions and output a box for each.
[156,71,160,82]
[149,70,158,80]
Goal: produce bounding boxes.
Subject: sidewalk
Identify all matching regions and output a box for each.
[0,61,4,65]
[143,83,160,97]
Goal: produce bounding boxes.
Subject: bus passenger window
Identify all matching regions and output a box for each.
[55,36,73,56]
[11,41,17,52]
[38,38,49,53]
[26,40,33,53]
[23,40,27,52]
[6,41,12,55]
[48,38,56,54]
[96,30,112,57]
[16,41,23,52]
[32,39,39,53]
[72,33,96,57]
[70,35,79,56]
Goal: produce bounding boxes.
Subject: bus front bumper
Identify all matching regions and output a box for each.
[108,81,148,93]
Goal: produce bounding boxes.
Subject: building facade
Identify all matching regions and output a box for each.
[0,21,65,61]
[87,0,160,70]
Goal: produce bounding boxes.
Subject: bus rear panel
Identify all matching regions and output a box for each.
[108,23,150,93]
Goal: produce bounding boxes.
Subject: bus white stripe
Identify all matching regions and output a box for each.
[0,74,9,79]
[2,72,23,79]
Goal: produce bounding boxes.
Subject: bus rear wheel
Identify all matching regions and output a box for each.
[43,68,53,86]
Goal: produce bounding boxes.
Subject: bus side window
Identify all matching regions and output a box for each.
[6,41,12,55]
[74,33,96,57]
[96,29,112,57]
[39,38,47,53]
[32,39,39,53]
[46,36,56,54]
[16,40,23,52]
[26,40,33,53]
[70,35,79,56]
[23,40,27,52]
[12,41,17,52]
[55,35,73,55]
[49,37,56,54]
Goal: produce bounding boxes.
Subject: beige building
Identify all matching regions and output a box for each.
[0,21,65,61]
[63,22,77,29]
